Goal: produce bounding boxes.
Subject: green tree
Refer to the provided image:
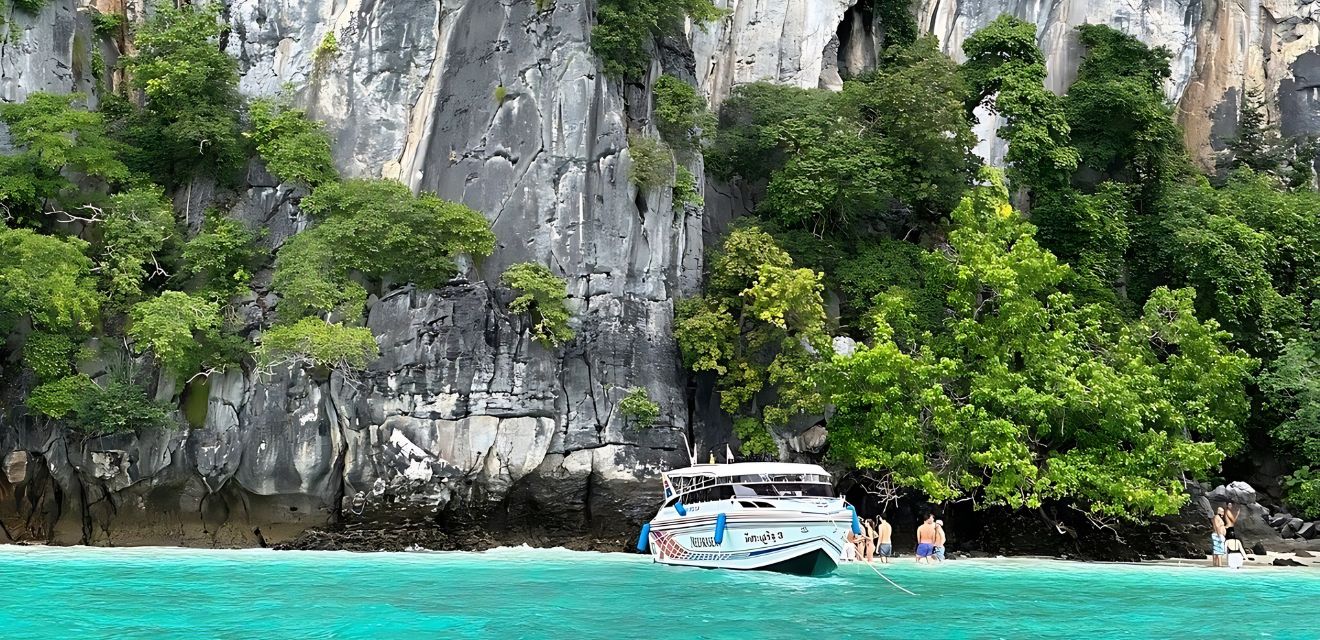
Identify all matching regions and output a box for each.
[98,187,176,303]
[1064,25,1181,192]
[22,331,79,381]
[627,134,675,190]
[1260,334,1320,465]
[1224,89,1282,176]
[118,2,242,185]
[0,228,100,333]
[246,97,338,187]
[962,15,1078,195]
[706,82,833,182]
[181,214,260,301]
[274,179,496,318]
[675,226,830,454]
[592,0,723,78]
[757,38,978,234]
[619,387,661,426]
[501,263,575,347]
[69,376,175,437]
[653,75,711,148]
[258,317,378,375]
[876,0,918,50]
[0,92,128,220]
[127,291,231,377]
[822,172,1253,518]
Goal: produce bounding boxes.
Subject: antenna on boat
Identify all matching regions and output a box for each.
[679,432,697,466]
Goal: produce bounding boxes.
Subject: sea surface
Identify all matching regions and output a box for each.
[0,545,1316,639]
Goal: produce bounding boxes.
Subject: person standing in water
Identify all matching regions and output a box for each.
[876,516,893,564]
[934,519,947,562]
[916,514,937,563]
[1211,505,1238,567]
[1224,527,1247,570]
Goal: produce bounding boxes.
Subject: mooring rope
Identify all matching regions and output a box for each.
[863,560,918,596]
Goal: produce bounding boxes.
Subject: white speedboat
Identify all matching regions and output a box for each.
[637,462,857,576]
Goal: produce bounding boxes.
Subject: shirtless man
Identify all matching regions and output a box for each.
[876,517,893,564]
[916,514,938,564]
[1210,505,1238,567]
[933,519,947,562]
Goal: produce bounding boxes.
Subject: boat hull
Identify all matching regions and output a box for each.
[646,513,848,576]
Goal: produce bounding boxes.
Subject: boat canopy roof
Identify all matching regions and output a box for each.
[663,462,830,479]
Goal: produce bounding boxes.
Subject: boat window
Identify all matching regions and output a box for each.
[735,483,835,498]
[666,484,734,506]
[732,484,758,498]
[714,473,833,485]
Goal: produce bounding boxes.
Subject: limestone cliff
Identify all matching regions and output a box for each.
[2,0,1320,547]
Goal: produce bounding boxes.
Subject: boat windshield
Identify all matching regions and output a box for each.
[665,477,835,506]
[731,483,834,498]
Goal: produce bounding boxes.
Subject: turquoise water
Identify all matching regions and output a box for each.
[0,546,1317,639]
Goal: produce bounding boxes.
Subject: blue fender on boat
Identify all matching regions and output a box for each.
[675,502,687,516]
[637,523,651,552]
[714,513,727,544]
[846,505,862,535]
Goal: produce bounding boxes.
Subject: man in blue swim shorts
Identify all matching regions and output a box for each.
[916,513,937,563]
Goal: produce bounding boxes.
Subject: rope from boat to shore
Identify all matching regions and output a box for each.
[865,562,918,596]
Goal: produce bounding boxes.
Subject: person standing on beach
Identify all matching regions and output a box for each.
[876,517,893,564]
[916,514,937,563]
[934,519,947,562]
[1210,505,1238,567]
[1224,527,1247,570]
[862,517,878,563]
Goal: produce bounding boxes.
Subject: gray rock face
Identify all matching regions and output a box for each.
[0,0,702,546]
[0,0,93,102]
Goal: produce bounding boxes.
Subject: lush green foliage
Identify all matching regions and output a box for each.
[962,15,1078,194]
[706,83,833,182]
[274,179,496,318]
[673,166,702,210]
[1283,468,1320,519]
[501,263,574,347]
[246,97,337,187]
[834,238,944,336]
[1064,25,1180,191]
[619,387,661,426]
[182,215,260,301]
[822,175,1254,517]
[258,318,378,373]
[627,134,674,190]
[12,0,46,13]
[23,331,78,382]
[591,0,723,77]
[712,38,977,234]
[653,75,710,147]
[0,92,127,220]
[314,32,339,66]
[69,376,175,437]
[876,0,918,50]
[27,374,98,419]
[92,10,125,37]
[676,226,829,453]
[99,187,176,303]
[1260,335,1320,467]
[0,228,100,333]
[118,3,242,185]
[29,369,176,437]
[127,291,232,377]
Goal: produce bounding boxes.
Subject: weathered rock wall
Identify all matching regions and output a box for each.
[0,0,705,546]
